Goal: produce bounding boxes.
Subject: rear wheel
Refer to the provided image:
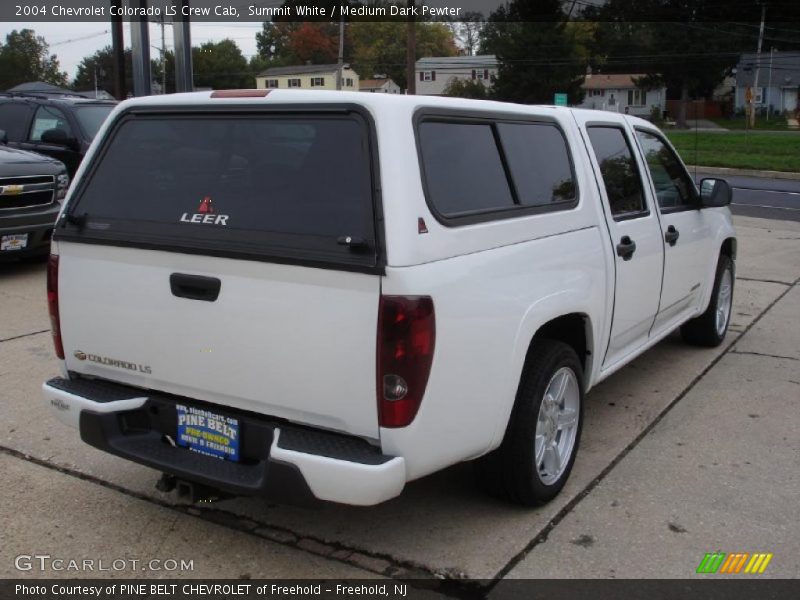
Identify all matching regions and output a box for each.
[680,254,734,347]
[475,339,584,506]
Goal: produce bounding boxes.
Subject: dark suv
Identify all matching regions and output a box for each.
[0,94,115,178]
[0,141,68,260]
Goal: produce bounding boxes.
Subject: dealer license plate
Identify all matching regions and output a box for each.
[1,233,28,251]
[176,404,240,462]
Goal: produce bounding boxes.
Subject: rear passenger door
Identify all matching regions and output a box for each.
[578,119,665,369]
[632,127,713,334]
[19,104,81,175]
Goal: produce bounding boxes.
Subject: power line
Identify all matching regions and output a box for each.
[50,30,109,47]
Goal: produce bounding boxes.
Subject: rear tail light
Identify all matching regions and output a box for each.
[46,255,64,359]
[377,296,435,428]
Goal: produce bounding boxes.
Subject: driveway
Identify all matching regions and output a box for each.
[1,215,798,590]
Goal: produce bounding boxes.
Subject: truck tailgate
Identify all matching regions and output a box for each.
[58,243,381,439]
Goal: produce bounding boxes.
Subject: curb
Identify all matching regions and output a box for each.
[687,165,800,181]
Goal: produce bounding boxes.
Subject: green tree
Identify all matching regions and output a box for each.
[72,46,132,95]
[581,1,800,127]
[443,78,489,99]
[255,20,345,69]
[74,46,174,95]
[350,21,457,90]
[443,11,485,56]
[0,29,67,90]
[192,39,250,90]
[480,1,587,104]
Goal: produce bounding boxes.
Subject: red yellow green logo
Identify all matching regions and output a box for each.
[696,552,773,574]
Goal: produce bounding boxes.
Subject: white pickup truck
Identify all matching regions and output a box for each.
[42,90,736,507]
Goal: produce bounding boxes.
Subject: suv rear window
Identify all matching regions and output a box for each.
[65,112,378,270]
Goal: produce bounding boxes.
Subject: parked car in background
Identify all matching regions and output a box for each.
[0,93,115,178]
[0,135,68,260]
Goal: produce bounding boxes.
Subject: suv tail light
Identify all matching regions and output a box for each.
[46,255,64,359]
[377,296,435,428]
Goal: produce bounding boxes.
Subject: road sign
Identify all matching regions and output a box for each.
[554,93,568,106]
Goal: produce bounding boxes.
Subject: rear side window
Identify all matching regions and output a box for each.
[496,123,576,206]
[417,118,577,222]
[418,122,514,216]
[586,126,646,218]
[66,113,378,269]
[74,105,115,140]
[30,105,73,141]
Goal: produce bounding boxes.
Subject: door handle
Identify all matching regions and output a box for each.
[665,225,680,246]
[170,273,221,302]
[616,236,637,261]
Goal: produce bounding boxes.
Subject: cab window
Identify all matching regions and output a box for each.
[635,129,698,210]
[586,126,647,219]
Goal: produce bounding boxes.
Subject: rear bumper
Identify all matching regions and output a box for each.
[42,376,405,506]
[0,204,59,259]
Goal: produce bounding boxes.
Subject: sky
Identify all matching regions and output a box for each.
[0,21,263,81]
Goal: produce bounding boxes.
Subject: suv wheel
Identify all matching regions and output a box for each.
[680,254,734,347]
[475,339,584,506]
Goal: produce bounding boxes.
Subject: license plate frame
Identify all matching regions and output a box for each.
[176,403,240,462]
[1,233,28,251]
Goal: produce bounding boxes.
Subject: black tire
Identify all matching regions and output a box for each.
[680,254,735,347]
[475,339,584,506]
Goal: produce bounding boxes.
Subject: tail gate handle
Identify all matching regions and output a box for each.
[170,273,221,302]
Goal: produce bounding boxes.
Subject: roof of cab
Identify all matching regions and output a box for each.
[114,89,576,117]
[107,90,659,134]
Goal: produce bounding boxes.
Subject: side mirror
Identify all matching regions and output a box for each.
[699,178,732,208]
[41,128,79,151]
[0,129,7,144]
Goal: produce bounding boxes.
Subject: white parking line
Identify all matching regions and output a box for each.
[732,187,800,197]
[732,203,800,211]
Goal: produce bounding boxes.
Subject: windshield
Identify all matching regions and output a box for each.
[74,105,114,139]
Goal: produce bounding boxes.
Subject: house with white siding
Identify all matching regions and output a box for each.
[255,64,359,91]
[576,73,666,118]
[359,78,401,94]
[415,55,499,96]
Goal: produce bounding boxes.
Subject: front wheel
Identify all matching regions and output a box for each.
[680,254,735,347]
[475,339,584,506]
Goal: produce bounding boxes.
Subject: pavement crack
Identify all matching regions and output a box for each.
[0,329,50,344]
[0,444,480,597]
[735,276,792,286]
[486,274,800,589]
[730,350,799,362]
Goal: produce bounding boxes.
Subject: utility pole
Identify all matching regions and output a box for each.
[110,0,126,100]
[129,0,152,96]
[406,0,416,94]
[337,14,345,90]
[160,15,167,94]
[173,0,193,93]
[749,3,766,127]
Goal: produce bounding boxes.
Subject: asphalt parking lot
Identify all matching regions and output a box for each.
[0,215,798,588]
